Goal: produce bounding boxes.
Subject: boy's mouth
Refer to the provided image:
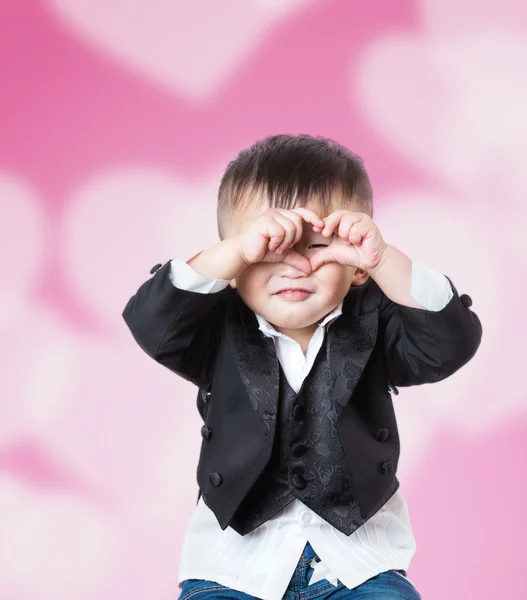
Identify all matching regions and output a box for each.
[274,288,313,300]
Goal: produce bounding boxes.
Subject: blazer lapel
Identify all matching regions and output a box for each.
[228,296,280,441]
[327,308,379,417]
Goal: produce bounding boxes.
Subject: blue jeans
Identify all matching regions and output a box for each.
[179,541,422,599]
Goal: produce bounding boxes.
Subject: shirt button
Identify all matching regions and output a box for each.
[300,511,313,526]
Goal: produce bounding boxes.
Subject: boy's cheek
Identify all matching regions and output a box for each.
[316,263,357,291]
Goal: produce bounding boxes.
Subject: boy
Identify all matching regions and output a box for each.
[123,135,481,599]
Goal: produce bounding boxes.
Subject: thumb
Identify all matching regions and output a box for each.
[283,248,312,274]
[310,248,334,271]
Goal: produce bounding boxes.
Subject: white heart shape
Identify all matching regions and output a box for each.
[355,31,527,183]
[46,0,314,99]
[61,167,221,330]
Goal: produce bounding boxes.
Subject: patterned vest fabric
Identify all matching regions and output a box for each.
[229,337,363,536]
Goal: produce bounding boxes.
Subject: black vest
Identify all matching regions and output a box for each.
[228,334,364,536]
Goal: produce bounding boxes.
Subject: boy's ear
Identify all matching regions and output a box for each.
[351,268,369,286]
[229,279,237,289]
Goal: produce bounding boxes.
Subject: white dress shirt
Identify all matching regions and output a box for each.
[170,259,453,599]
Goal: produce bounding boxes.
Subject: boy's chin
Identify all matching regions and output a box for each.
[263,309,324,330]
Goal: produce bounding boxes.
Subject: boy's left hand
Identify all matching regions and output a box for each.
[310,210,387,273]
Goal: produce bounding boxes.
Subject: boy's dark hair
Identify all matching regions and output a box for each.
[217,134,373,239]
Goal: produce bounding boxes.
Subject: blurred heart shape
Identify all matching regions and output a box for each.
[60,167,221,329]
[355,30,527,183]
[46,0,314,99]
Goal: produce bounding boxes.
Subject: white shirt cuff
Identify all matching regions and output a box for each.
[169,259,231,294]
[411,262,453,311]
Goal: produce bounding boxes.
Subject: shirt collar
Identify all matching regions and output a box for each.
[254,301,343,340]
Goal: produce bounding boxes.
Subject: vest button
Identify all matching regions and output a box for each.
[201,389,211,404]
[201,425,212,440]
[209,472,222,486]
[387,383,399,395]
[292,474,306,489]
[292,443,306,457]
[375,428,389,442]
[380,460,395,474]
[292,404,305,420]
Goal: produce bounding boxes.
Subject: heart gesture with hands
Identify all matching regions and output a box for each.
[236,207,387,275]
[310,210,387,273]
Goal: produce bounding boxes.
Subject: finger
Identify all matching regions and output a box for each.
[322,211,363,237]
[338,216,353,241]
[272,213,299,254]
[320,211,345,237]
[265,218,286,253]
[283,248,312,274]
[338,215,363,244]
[275,209,304,250]
[290,207,325,228]
[310,248,334,272]
[348,229,362,245]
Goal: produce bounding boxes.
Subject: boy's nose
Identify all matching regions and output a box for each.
[278,262,310,278]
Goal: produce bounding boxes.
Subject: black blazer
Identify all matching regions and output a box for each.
[123,261,482,530]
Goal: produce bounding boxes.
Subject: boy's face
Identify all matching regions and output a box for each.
[226,199,368,332]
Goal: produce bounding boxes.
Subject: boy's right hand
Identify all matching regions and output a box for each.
[236,207,324,274]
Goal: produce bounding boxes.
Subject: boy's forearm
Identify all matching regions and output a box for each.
[368,245,424,309]
[187,238,248,281]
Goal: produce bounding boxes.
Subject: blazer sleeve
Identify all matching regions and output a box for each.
[379,277,482,386]
[122,261,230,388]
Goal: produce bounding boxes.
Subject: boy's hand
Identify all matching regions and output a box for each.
[310,211,387,272]
[237,207,325,274]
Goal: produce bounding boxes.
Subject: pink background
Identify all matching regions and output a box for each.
[1,1,526,598]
